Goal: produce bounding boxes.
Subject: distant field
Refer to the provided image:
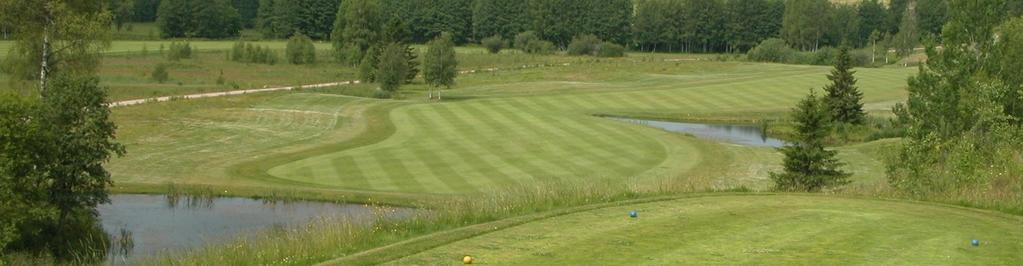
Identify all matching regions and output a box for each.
[106,57,914,200]
[385,195,1023,265]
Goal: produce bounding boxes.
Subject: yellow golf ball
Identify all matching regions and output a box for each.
[462,255,473,264]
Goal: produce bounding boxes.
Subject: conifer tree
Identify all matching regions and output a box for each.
[823,47,866,125]
[771,91,851,191]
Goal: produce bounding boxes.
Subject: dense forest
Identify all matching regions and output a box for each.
[116,0,1023,52]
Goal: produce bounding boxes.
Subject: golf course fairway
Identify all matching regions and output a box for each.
[384,195,1023,265]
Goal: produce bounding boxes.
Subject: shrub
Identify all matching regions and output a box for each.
[166,42,192,61]
[567,34,601,56]
[514,31,539,50]
[152,63,169,83]
[286,33,316,65]
[524,40,555,55]
[230,41,279,65]
[358,46,379,83]
[809,47,839,66]
[481,35,504,54]
[596,42,626,57]
[747,38,795,63]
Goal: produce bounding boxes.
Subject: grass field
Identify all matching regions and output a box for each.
[104,56,914,206]
[383,195,1023,265]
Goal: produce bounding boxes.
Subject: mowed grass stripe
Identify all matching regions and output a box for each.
[505,98,641,176]
[453,100,586,180]
[418,104,523,190]
[528,96,655,162]
[494,98,630,176]
[442,101,566,183]
[371,148,429,192]
[455,102,564,182]
[331,156,371,189]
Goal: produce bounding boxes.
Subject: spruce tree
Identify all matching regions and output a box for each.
[771,91,851,191]
[823,47,866,125]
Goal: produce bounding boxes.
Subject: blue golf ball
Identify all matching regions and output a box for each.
[971,240,979,247]
[628,210,637,218]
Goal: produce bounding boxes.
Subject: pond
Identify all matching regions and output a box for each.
[611,118,786,148]
[97,194,413,263]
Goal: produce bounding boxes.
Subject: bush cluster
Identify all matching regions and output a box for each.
[166,42,192,61]
[514,31,555,55]
[567,34,626,57]
[286,33,317,65]
[481,35,505,54]
[567,34,601,56]
[229,42,279,65]
[748,39,875,67]
[596,42,626,57]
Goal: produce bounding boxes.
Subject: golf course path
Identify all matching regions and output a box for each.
[357,195,1022,265]
[107,63,573,108]
[107,81,362,107]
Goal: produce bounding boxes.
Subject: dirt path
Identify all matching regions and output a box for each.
[107,63,575,108]
[107,80,361,108]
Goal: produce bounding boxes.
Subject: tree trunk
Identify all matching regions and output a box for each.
[39,26,50,92]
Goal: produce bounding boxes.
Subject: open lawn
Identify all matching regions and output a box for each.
[382,195,1023,265]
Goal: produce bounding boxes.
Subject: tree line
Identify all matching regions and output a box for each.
[135,0,1023,53]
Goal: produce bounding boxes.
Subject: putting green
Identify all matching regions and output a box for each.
[386,195,1023,265]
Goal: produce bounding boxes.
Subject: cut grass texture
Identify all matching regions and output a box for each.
[384,195,1023,265]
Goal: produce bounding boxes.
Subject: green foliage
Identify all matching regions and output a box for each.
[528,0,633,46]
[472,0,529,42]
[151,63,169,83]
[567,34,601,56]
[0,75,123,261]
[596,42,625,58]
[256,0,339,39]
[782,0,831,51]
[229,42,279,65]
[380,0,474,44]
[109,0,135,31]
[514,31,539,50]
[858,0,888,48]
[332,0,380,65]
[823,47,866,125]
[888,0,1022,196]
[358,46,379,83]
[376,43,408,93]
[771,91,851,192]
[747,38,796,63]
[166,41,192,61]
[892,5,920,57]
[157,0,242,39]
[0,0,110,85]
[423,33,458,88]
[286,33,316,65]
[481,35,505,54]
